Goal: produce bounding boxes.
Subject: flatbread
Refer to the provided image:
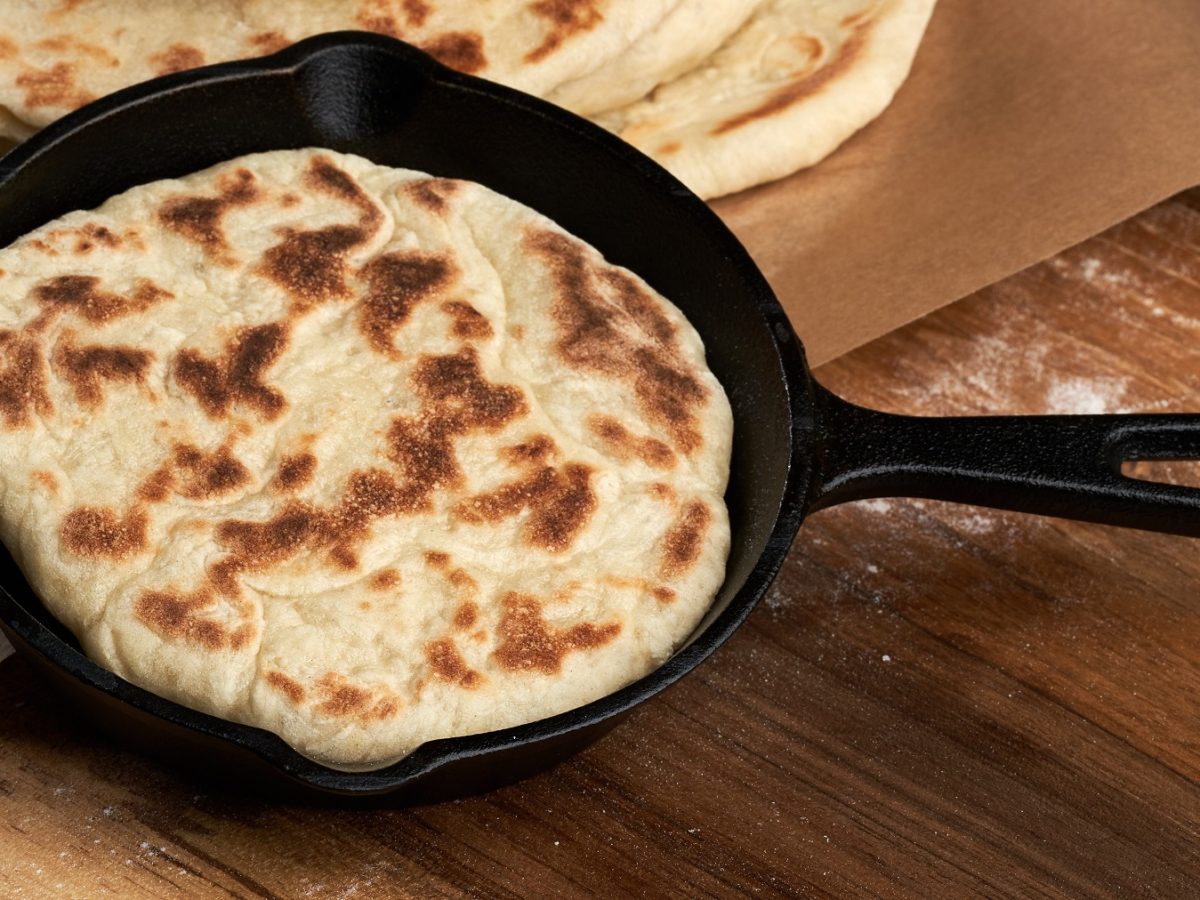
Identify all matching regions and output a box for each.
[0,148,732,769]
[0,0,685,139]
[545,0,762,117]
[594,0,937,199]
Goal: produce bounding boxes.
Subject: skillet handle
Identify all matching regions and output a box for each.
[806,384,1200,537]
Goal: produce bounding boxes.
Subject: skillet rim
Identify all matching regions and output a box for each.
[0,32,812,795]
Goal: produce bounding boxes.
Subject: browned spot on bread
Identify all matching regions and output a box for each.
[274,452,316,491]
[17,62,95,110]
[249,31,291,55]
[426,638,481,687]
[404,177,459,214]
[0,330,52,429]
[588,413,675,469]
[0,36,16,59]
[413,347,526,426]
[471,629,487,643]
[174,322,288,421]
[33,470,58,494]
[424,551,477,597]
[421,31,487,74]
[158,168,260,264]
[280,192,300,208]
[43,222,125,255]
[712,25,869,135]
[137,465,174,503]
[525,0,603,64]
[307,155,374,209]
[315,672,400,721]
[454,601,479,630]
[660,499,712,578]
[33,35,118,66]
[213,469,422,592]
[258,157,383,308]
[52,332,152,408]
[386,348,527,496]
[601,575,678,604]
[511,324,525,340]
[657,141,681,155]
[356,0,402,37]
[135,585,253,650]
[209,348,524,587]
[172,443,251,500]
[448,568,477,594]
[599,268,677,345]
[648,482,675,502]
[526,229,707,453]
[442,301,494,341]
[34,276,172,326]
[357,252,457,355]
[502,434,556,466]
[60,506,147,559]
[456,462,596,553]
[315,673,370,716]
[369,568,400,590]
[260,225,365,305]
[266,670,305,704]
[149,43,205,75]
[404,0,432,26]
[494,592,619,674]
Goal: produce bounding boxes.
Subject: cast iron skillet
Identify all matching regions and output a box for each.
[1,33,1198,803]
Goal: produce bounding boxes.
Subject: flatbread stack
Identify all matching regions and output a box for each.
[0,0,935,198]
[0,148,732,768]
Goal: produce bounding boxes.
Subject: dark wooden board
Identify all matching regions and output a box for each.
[2,191,1199,898]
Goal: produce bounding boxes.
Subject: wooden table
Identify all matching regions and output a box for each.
[3,189,1198,898]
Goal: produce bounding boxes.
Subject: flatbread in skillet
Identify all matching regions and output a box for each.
[0,0,687,139]
[0,148,732,769]
[594,0,937,198]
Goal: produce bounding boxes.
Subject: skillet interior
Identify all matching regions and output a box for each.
[0,33,811,800]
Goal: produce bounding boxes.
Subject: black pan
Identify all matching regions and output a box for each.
[1,33,1197,804]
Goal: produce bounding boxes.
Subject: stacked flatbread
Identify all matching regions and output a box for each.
[0,0,935,198]
[0,148,732,768]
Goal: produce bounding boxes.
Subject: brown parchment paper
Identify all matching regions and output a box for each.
[713,0,1200,367]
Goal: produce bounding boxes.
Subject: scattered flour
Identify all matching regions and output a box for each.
[763,583,791,612]
[1043,375,1130,414]
[859,499,894,514]
[950,512,998,535]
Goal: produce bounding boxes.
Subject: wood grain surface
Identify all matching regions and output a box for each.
[2,191,1199,898]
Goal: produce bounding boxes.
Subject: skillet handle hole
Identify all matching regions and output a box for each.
[1120,459,1200,489]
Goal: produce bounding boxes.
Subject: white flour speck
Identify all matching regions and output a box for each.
[764,584,790,612]
[860,499,893,514]
[881,654,892,663]
[1043,375,1129,414]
